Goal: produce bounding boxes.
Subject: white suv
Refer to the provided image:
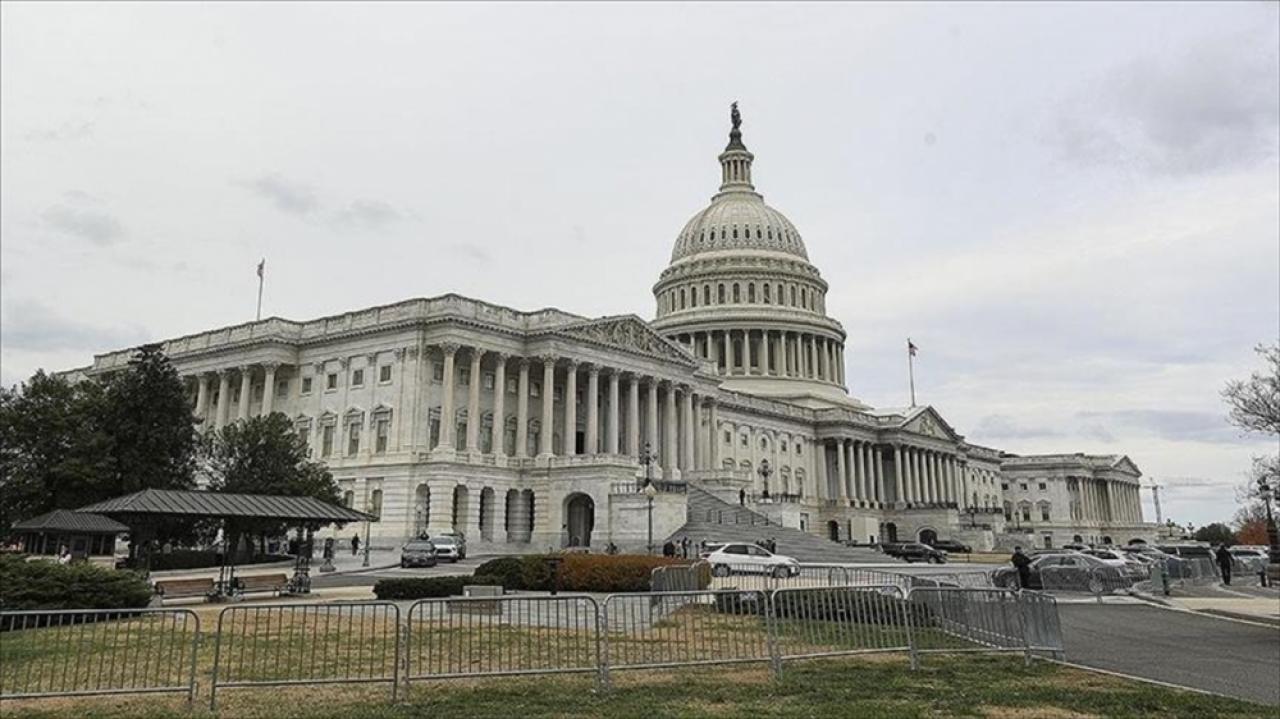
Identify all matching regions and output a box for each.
[705,543,800,578]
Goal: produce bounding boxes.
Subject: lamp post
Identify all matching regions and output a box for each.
[639,441,656,491]
[643,482,658,555]
[1258,475,1279,566]
[758,459,772,501]
[362,503,372,568]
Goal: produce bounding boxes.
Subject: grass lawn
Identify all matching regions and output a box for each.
[2,654,1274,718]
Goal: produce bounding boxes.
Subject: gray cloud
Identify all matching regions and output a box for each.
[448,243,491,262]
[1,299,147,353]
[23,120,95,142]
[972,414,1060,440]
[1075,410,1242,444]
[1051,26,1279,175]
[331,200,402,230]
[241,174,319,215]
[41,199,125,245]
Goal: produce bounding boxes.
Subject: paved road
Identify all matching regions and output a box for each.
[312,556,491,587]
[1059,603,1280,706]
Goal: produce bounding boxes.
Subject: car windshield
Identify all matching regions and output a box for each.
[404,541,434,551]
[432,537,457,546]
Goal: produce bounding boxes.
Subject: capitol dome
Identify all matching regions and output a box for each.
[651,105,863,409]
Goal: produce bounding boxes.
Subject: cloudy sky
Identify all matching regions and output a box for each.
[2,2,1276,526]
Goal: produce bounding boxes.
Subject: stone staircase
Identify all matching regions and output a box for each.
[666,487,892,564]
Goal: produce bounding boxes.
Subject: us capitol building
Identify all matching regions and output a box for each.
[74,109,1153,554]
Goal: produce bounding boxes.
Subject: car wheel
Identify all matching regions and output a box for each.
[1087,577,1104,595]
[771,566,789,579]
[712,564,730,578]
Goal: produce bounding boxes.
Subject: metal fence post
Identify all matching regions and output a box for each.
[903,588,919,671]
[187,613,201,706]
[597,597,611,692]
[209,607,228,711]
[765,590,782,679]
[391,604,401,702]
[1016,593,1032,667]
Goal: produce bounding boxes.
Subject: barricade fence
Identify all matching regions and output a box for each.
[0,608,200,704]
[209,602,400,709]
[1,586,1063,705]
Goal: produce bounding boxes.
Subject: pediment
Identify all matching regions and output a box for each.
[901,406,961,442]
[555,315,695,365]
[1110,455,1142,477]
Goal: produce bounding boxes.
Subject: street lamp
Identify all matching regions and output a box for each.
[1257,475,1279,566]
[643,482,658,555]
[362,503,373,568]
[639,442,656,491]
[758,459,772,501]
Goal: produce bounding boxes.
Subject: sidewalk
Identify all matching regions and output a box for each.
[145,548,400,581]
[1168,597,1280,625]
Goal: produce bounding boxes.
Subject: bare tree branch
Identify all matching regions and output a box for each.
[1222,343,1280,436]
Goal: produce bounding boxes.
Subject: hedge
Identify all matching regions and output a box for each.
[0,554,153,611]
[373,574,503,600]
[475,554,691,593]
[148,550,293,572]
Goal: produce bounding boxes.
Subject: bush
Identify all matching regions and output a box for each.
[473,557,525,588]
[373,575,503,600]
[475,554,691,593]
[0,554,153,611]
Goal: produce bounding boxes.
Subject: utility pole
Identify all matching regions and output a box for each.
[1149,482,1163,526]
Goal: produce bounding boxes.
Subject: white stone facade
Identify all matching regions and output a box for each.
[71,112,1154,552]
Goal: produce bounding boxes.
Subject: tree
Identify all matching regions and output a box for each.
[0,372,112,532]
[1191,522,1238,546]
[1222,343,1280,436]
[201,413,342,557]
[1236,518,1269,545]
[95,344,198,496]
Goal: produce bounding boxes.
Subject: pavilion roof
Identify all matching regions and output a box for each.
[10,509,129,534]
[77,489,373,523]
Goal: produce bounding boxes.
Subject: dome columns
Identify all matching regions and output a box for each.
[669,327,845,387]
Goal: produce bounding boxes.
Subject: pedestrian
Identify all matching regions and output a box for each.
[680,537,690,558]
[1214,543,1233,586]
[1011,546,1032,590]
[351,533,360,556]
[768,537,777,553]
[662,540,675,557]
[57,545,72,565]
[739,488,746,505]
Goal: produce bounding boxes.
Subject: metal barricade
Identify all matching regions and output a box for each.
[0,608,200,704]
[601,589,771,682]
[651,561,711,592]
[905,587,1029,667]
[1018,592,1065,658]
[209,602,400,709]
[405,594,600,685]
[769,585,911,666]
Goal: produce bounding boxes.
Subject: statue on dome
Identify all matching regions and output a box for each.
[730,101,742,131]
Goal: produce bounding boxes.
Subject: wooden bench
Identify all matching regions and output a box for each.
[234,573,290,598]
[153,577,215,602]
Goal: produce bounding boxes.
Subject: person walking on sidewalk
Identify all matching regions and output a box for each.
[351,533,361,557]
[1011,546,1032,590]
[1214,543,1233,586]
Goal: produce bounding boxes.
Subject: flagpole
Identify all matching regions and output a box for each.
[256,259,264,321]
[908,339,917,408]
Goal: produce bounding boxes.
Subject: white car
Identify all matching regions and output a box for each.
[1083,549,1129,569]
[705,543,800,578]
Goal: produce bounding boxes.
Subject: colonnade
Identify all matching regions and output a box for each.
[1076,478,1141,524]
[671,329,844,385]
[190,363,283,430]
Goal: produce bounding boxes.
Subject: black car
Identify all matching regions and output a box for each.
[881,542,947,563]
[928,539,972,554]
[992,553,1116,591]
[399,539,438,568]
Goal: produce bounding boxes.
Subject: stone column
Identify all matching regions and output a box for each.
[194,373,210,421]
[856,442,868,502]
[585,365,600,455]
[215,370,231,428]
[436,345,459,449]
[261,363,278,415]
[515,359,530,458]
[563,361,578,456]
[810,335,820,379]
[814,441,828,499]
[772,332,784,376]
[492,354,508,457]
[706,397,720,470]
[539,355,556,457]
[237,366,253,421]
[681,388,695,471]
[873,445,884,505]
[646,377,659,462]
[662,382,678,478]
[723,330,734,375]
[627,374,640,457]
[752,331,764,375]
[465,348,483,451]
[606,370,620,455]
[835,440,848,502]
[893,445,904,505]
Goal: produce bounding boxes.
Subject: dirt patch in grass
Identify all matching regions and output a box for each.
[982,707,1098,719]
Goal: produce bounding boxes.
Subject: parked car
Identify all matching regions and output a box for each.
[430,534,466,562]
[881,542,947,564]
[992,553,1118,592]
[928,539,972,554]
[399,540,438,568]
[705,542,800,578]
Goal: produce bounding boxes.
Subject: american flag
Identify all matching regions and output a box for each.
[256,259,265,278]
[908,339,918,357]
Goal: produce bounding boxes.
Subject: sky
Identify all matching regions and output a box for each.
[2,2,1277,528]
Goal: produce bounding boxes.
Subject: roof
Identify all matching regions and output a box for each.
[76,489,374,523]
[10,509,129,534]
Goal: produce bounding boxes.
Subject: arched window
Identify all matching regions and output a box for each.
[732,226,739,239]
[689,287,696,307]
[718,284,726,303]
[703,285,710,305]
[679,288,686,309]
[748,284,756,303]
[733,284,741,303]
[790,285,796,306]
[370,489,383,520]
[763,284,771,304]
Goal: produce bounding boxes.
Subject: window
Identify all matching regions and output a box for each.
[723,430,731,443]
[506,377,518,393]
[781,441,788,452]
[460,368,471,385]
[554,386,563,402]
[1038,482,1047,491]
[352,369,364,387]
[796,444,803,456]
[763,284,771,303]
[1001,483,1009,490]
[1020,483,1028,491]
[375,416,390,454]
[531,382,541,398]
[1020,505,1031,522]
[347,421,361,455]
[718,284,726,303]
[302,377,313,394]
[379,365,392,383]
[733,284,740,303]
[482,372,495,390]
[342,490,354,508]
[277,380,289,397]
[326,373,338,390]
[748,284,756,303]
[1040,505,1051,521]
[740,434,748,447]
[321,425,335,457]
[370,489,383,520]
[432,364,444,382]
